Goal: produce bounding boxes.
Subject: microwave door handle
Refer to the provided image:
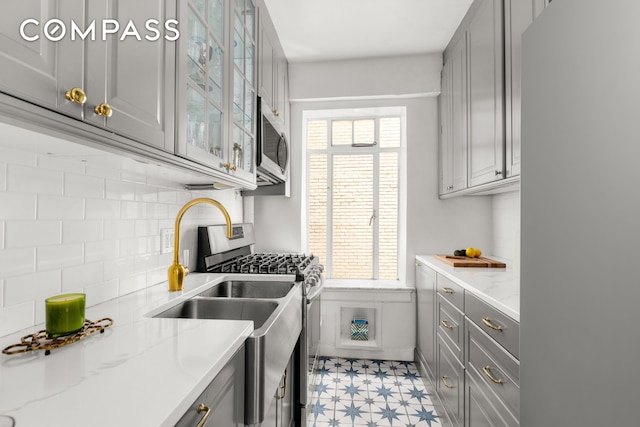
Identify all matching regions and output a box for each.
[276,134,286,172]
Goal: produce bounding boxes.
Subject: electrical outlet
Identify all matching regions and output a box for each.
[161,228,174,254]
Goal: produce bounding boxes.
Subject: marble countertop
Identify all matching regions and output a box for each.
[416,255,520,322]
[0,273,275,427]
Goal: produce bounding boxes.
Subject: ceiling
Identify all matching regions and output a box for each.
[263,0,474,63]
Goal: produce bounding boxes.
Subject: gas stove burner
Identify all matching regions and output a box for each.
[209,252,318,281]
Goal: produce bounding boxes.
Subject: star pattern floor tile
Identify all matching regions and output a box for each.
[308,357,440,427]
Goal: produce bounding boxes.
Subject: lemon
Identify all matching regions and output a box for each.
[475,248,482,258]
[466,247,476,258]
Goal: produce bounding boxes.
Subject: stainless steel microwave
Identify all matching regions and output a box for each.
[256,96,288,185]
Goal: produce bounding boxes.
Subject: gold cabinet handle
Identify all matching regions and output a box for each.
[441,376,455,389]
[441,287,455,294]
[277,369,287,399]
[65,87,87,104]
[441,319,455,330]
[195,403,211,427]
[482,366,504,384]
[272,109,280,117]
[482,317,503,331]
[222,162,237,171]
[94,103,113,118]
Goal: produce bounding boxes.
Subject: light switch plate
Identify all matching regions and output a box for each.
[160,228,174,254]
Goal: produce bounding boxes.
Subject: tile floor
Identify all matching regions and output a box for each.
[308,357,441,427]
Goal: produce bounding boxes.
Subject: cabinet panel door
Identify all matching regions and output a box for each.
[466,369,517,427]
[468,0,504,187]
[0,0,83,116]
[259,10,275,110]
[437,337,465,427]
[505,0,535,178]
[439,59,453,195]
[416,262,436,377]
[450,33,468,191]
[85,0,175,151]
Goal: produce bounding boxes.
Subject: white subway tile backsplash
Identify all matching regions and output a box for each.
[85,198,120,220]
[85,240,119,263]
[7,164,63,195]
[62,220,103,243]
[37,154,85,174]
[1,147,37,167]
[119,272,146,295]
[121,201,147,219]
[0,131,243,337]
[103,220,135,240]
[134,219,159,237]
[0,248,35,278]
[37,244,84,271]
[5,221,61,248]
[62,262,104,291]
[0,301,35,337]
[4,270,61,307]
[0,163,6,190]
[37,195,84,220]
[0,192,36,220]
[84,279,119,306]
[64,173,104,198]
[105,180,135,201]
[104,257,135,281]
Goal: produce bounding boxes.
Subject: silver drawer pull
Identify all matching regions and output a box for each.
[441,287,455,294]
[441,375,455,389]
[441,319,455,330]
[482,317,503,331]
[482,366,504,385]
[196,403,211,427]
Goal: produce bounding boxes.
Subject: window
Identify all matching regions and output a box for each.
[305,110,404,281]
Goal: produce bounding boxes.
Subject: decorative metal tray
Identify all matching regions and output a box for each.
[2,318,113,356]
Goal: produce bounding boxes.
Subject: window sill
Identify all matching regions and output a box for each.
[323,279,412,290]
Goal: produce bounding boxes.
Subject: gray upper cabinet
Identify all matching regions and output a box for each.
[505,0,535,178]
[0,0,85,118]
[467,0,504,187]
[440,32,468,196]
[258,2,288,127]
[0,0,176,152]
[84,0,176,152]
[175,0,257,186]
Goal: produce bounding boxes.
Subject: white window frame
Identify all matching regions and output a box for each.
[303,106,407,283]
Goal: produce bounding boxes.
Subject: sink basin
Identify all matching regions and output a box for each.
[150,279,302,425]
[154,298,279,329]
[197,280,295,299]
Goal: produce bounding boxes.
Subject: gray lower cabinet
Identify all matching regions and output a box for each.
[415,258,520,427]
[466,320,519,426]
[176,344,245,427]
[0,0,176,152]
[415,261,437,378]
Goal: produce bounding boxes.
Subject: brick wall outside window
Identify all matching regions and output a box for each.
[307,117,400,280]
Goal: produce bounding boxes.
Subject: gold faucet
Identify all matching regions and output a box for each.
[168,197,232,292]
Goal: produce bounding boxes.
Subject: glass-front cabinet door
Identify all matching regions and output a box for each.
[177,0,256,186]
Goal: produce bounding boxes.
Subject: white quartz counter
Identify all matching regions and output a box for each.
[0,273,264,427]
[416,255,519,322]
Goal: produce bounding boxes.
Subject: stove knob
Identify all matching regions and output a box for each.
[307,276,318,287]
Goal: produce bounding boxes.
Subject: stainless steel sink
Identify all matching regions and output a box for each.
[197,280,295,299]
[154,298,279,328]
[151,279,302,425]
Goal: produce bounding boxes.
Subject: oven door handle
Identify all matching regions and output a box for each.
[306,283,324,301]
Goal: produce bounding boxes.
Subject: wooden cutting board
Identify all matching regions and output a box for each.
[436,255,506,268]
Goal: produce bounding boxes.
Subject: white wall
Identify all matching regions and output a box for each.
[0,124,244,337]
[491,191,521,264]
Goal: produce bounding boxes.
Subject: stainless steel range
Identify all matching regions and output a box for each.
[197,223,323,426]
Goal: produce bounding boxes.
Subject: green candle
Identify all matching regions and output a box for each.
[45,293,86,338]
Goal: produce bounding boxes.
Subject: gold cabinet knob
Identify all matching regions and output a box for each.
[94,103,113,118]
[65,87,87,105]
[272,109,280,117]
[222,162,237,171]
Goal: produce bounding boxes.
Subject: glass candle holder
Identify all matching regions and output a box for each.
[45,293,86,338]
